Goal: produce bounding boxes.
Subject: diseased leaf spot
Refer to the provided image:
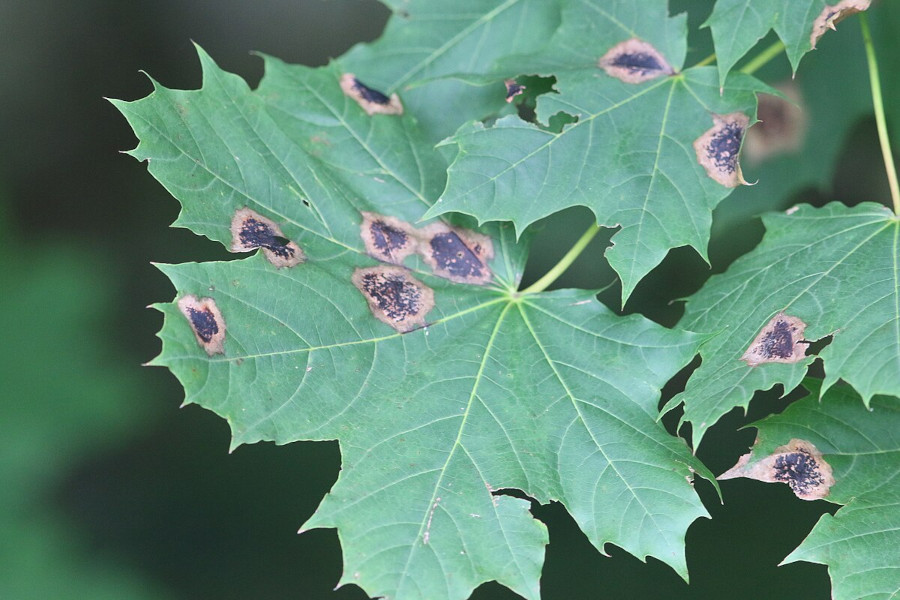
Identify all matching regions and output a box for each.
[811,0,871,49]
[598,39,674,83]
[352,266,434,332]
[504,79,525,103]
[360,212,416,265]
[719,439,834,500]
[418,223,494,285]
[693,112,750,187]
[177,295,226,356]
[743,82,807,165]
[340,73,403,116]
[742,312,808,366]
[230,207,305,268]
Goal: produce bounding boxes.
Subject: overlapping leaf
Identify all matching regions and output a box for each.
[705,0,872,87]
[667,202,900,447]
[338,0,561,143]
[114,47,715,600]
[722,381,900,600]
[427,0,770,304]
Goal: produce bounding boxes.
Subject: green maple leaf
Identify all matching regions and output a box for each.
[705,0,872,87]
[719,381,900,600]
[114,46,715,600]
[426,0,771,305]
[339,0,561,143]
[667,202,900,447]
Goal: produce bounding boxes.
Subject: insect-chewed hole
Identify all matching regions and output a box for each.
[811,0,871,48]
[360,212,417,265]
[598,38,674,84]
[417,223,494,285]
[352,266,435,333]
[340,73,403,116]
[693,112,750,188]
[177,295,226,356]
[741,312,809,367]
[230,207,305,268]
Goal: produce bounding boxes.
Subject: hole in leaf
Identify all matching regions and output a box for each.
[177,295,226,356]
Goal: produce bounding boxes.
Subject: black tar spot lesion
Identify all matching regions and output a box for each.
[719,439,834,500]
[811,0,871,48]
[694,112,750,187]
[360,212,417,265]
[598,39,674,84]
[177,295,227,355]
[230,208,305,268]
[504,79,525,103]
[418,223,494,285]
[742,312,808,367]
[352,266,434,333]
[340,73,403,116]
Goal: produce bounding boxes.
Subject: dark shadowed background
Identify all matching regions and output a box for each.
[1,1,895,598]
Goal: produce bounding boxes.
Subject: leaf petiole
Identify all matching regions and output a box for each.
[860,13,900,215]
[739,39,785,75]
[520,223,601,294]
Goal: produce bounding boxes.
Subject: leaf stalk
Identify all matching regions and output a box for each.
[860,13,900,215]
[520,223,601,294]
[739,39,785,75]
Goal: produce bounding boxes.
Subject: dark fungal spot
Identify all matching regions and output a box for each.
[742,312,808,367]
[230,207,305,268]
[743,82,807,165]
[360,212,416,265]
[177,295,226,355]
[811,0,871,48]
[598,39,674,84]
[352,266,434,333]
[774,448,827,497]
[504,79,525,103]
[418,223,494,284]
[719,439,834,500]
[693,112,750,187]
[340,73,403,116]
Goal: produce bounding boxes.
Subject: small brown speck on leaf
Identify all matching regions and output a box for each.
[598,39,674,84]
[504,79,525,103]
[811,0,871,49]
[360,212,417,265]
[742,312,808,366]
[177,295,226,355]
[694,112,750,187]
[743,82,808,165]
[352,266,434,332]
[719,439,835,500]
[418,223,494,285]
[230,207,305,268]
[340,73,403,116]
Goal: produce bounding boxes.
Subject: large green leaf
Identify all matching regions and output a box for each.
[426,0,770,304]
[705,0,872,87]
[339,0,561,143]
[719,381,900,600]
[114,46,714,600]
[668,202,900,447]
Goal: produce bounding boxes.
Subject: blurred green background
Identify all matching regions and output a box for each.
[1,1,895,598]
